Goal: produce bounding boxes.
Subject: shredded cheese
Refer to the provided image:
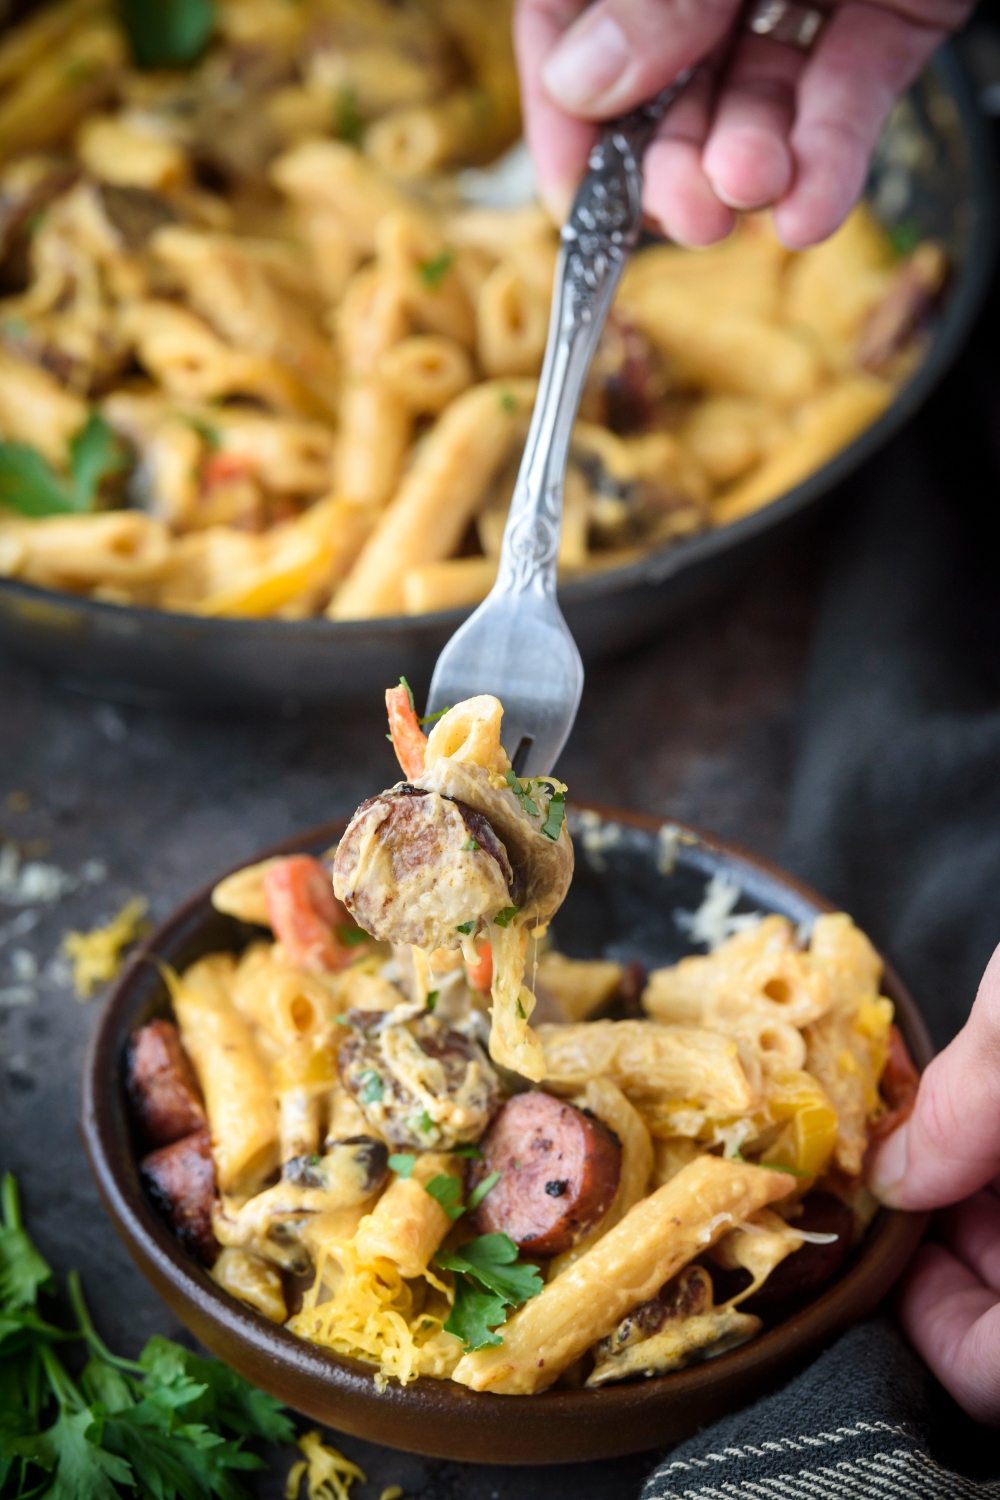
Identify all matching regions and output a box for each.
[284,1430,366,1500]
[62,896,149,998]
[288,1244,453,1389]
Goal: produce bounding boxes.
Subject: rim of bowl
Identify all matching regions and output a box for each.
[81,808,932,1461]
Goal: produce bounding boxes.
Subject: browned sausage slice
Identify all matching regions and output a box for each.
[127,1019,206,1147]
[141,1128,219,1264]
[473,1092,621,1257]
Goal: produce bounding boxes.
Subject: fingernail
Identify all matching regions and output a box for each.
[539,178,572,227]
[869,1122,909,1206]
[541,15,631,111]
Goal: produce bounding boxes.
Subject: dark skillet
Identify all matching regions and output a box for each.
[82,808,932,1464]
[1,48,995,710]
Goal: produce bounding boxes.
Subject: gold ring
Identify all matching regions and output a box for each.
[744,0,827,51]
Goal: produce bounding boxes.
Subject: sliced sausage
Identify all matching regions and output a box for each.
[737,1193,854,1318]
[333,787,514,951]
[868,1025,920,1145]
[472,1091,621,1257]
[141,1128,219,1264]
[127,1019,206,1147]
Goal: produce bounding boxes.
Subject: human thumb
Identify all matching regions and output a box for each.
[869,941,1000,1210]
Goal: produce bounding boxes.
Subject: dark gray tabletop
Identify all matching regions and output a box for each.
[0,532,818,1499]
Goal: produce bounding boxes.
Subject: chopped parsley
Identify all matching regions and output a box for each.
[119,0,215,68]
[456,921,475,935]
[466,1170,501,1211]
[417,249,454,288]
[505,769,540,818]
[425,989,438,1012]
[435,1234,543,1350]
[332,1014,353,1026]
[184,414,221,450]
[515,997,526,1020]
[493,905,519,929]
[419,704,451,724]
[733,1149,812,1178]
[358,1069,383,1105]
[411,1109,435,1136]
[336,924,369,947]
[498,389,517,415]
[399,675,415,711]
[424,1174,465,1221]
[333,86,363,144]
[463,836,480,852]
[388,1153,415,1178]
[452,1144,483,1159]
[541,790,566,841]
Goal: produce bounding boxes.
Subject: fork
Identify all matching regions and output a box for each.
[426,72,694,778]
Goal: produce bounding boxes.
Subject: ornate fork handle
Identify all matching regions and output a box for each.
[496,71,694,596]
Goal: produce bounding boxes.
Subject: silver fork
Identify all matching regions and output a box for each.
[426,72,693,777]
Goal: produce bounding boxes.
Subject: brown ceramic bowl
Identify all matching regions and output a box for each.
[81,807,932,1464]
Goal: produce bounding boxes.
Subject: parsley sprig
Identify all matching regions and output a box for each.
[0,415,129,519]
[0,1172,293,1499]
[435,1235,543,1351]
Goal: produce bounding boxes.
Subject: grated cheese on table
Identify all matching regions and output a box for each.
[62,896,149,998]
[284,1430,366,1500]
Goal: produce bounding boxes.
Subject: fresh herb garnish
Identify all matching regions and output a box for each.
[425,989,438,1012]
[358,1069,383,1104]
[540,790,566,841]
[184,414,221,451]
[333,86,363,144]
[0,1172,293,1498]
[504,769,540,818]
[435,1234,543,1350]
[0,414,129,519]
[336,924,369,948]
[387,1153,416,1178]
[417,249,453,288]
[332,1014,353,1026]
[424,1174,465,1221]
[455,921,475,936]
[498,389,517,415]
[463,836,480,852]
[466,1170,501,1211]
[399,676,415,711]
[733,1149,813,1178]
[119,0,215,68]
[493,905,519,929]
[515,997,526,1020]
[412,1109,435,1136]
[418,705,450,725]
[452,1144,483,1160]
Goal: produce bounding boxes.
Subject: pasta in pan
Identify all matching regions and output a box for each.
[128,688,919,1394]
[0,0,943,618]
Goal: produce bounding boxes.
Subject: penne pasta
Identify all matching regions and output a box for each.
[171,953,279,1198]
[452,1156,791,1393]
[330,379,534,618]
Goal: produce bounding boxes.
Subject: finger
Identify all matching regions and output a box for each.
[774,2,947,249]
[896,1242,1000,1425]
[938,1189,1000,1295]
[643,62,736,246]
[539,0,738,120]
[702,34,802,211]
[515,0,596,222]
[870,942,1000,1210]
